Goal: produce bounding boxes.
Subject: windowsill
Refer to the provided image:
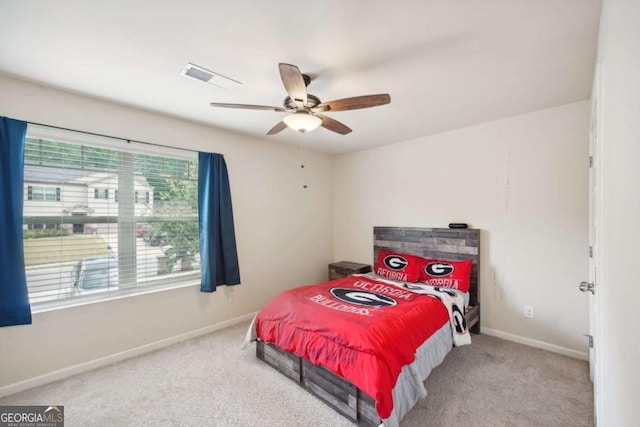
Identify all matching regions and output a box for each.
[30,279,201,315]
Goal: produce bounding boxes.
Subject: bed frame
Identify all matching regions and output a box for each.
[256,227,481,426]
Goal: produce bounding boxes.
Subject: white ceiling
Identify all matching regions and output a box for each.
[0,0,601,155]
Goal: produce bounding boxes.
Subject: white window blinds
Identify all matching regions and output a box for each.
[23,130,200,306]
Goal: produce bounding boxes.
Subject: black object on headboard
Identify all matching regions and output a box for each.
[448,223,468,229]
[373,227,480,307]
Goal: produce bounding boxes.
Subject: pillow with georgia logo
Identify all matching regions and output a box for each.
[418,258,473,293]
[374,249,422,282]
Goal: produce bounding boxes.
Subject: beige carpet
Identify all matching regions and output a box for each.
[0,321,593,426]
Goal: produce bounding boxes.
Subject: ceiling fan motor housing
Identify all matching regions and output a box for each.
[284,94,321,110]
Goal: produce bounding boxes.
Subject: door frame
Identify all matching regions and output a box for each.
[589,60,603,425]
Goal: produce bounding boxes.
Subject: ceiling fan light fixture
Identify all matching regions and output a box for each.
[283,112,322,133]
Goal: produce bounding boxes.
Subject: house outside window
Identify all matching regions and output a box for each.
[23,132,200,307]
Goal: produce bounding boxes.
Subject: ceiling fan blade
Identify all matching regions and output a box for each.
[210,102,287,112]
[315,114,352,135]
[279,63,307,107]
[266,121,288,135]
[313,94,390,112]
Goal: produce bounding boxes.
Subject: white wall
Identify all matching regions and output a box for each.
[0,70,600,395]
[333,101,590,355]
[0,75,334,389]
[596,1,640,425]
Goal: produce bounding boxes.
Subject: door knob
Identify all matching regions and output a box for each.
[579,281,595,294]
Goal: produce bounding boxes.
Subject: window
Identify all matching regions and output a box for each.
[94,188,109,199]
[134,191,150,204]
[27,185,60,201]
[23,131,200,306]
[27,223,59,230]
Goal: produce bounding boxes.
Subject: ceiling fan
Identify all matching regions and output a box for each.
[210,63,390,135]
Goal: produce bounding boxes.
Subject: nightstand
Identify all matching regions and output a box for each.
[328,261,372,280]
[465,305,480,334]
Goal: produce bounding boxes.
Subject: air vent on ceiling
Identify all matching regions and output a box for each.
[180,63,241,90]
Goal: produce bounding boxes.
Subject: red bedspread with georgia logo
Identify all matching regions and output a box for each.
[254,275,449,420]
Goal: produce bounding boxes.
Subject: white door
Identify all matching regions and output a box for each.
[585,61,602,425]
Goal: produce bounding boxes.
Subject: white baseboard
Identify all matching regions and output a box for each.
[481,327,589,361]
[0,312,257,398]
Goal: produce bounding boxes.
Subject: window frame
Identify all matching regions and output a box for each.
[27,185,61,201]
[94,188,109,200]
[23,125,201,311]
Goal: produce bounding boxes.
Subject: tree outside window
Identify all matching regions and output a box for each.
[156,162,199,272]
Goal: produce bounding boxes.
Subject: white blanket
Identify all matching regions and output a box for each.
[360,274,471,347]
[401,282,471,346]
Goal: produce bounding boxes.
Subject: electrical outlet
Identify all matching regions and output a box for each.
[524,305,534,319]
[227,288,235,302]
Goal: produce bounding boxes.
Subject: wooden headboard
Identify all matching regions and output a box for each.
[373,227,481,308]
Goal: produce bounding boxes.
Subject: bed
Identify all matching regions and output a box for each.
[245,227,480,426]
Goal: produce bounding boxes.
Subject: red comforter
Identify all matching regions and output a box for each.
[254,275,449,419]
